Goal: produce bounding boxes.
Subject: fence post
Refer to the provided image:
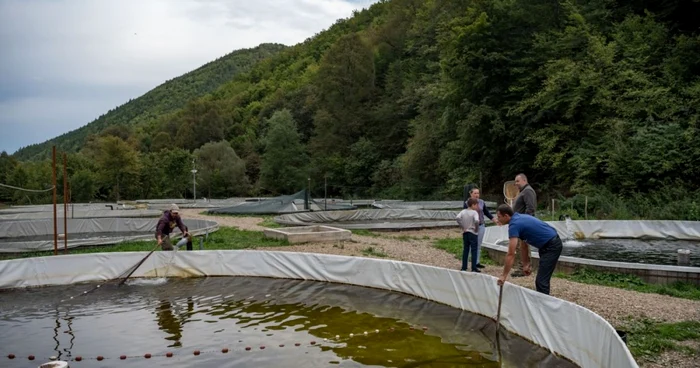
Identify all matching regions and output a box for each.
[585,196,588,220]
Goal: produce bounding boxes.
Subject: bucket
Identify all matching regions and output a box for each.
[616,330,628,344]
[678,249,691,266]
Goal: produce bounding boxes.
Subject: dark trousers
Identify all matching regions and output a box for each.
[461,232,479,271]
[536,235,563,295]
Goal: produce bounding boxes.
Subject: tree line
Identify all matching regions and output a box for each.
[3,0,700,220]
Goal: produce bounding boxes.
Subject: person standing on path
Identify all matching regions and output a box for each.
[511,173,537,277]
[468,187,498,269]
[495,204,563,295]
[456,198,481,272]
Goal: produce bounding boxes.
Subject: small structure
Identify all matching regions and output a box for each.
[263,225,351,244]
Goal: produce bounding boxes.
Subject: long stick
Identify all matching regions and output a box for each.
[495,283,504,366]
[118,243,160,286]
[496,283,504,323]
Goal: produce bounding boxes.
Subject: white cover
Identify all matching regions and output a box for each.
[0,251,637,368]
[0,218,219,252]
[275,209,462,229]
[0,209,162,221]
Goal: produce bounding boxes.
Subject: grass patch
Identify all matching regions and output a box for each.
[257,215,282,228]
[623,319,700,362]
[0,226,288,261]
[362,246,387,258]
[433,237,496,265]
[555,268,700,300]
[351,229,380,237]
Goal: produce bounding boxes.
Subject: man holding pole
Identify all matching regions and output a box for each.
[155,204,192,251]
[495,204,563,295]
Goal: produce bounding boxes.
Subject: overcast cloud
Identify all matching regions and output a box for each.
[0,0,378,154]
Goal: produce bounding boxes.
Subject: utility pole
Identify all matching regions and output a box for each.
[52,146,57,256]
[191,159,197,201]
[63,152,68,254]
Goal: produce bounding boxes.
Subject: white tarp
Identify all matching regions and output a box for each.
[484,219,700,245]
[275,209,462,230]
[372,200,498,210]
[0,251,637,368]
[0,218,219,252]
[0,209,162,221]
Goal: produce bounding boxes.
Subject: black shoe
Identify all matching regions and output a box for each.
[472,269,481,273]
[511,270,526,278]
[476,264,485,269]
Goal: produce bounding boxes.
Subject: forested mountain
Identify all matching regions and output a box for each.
[12,43,287,161]
[3,0,700,220]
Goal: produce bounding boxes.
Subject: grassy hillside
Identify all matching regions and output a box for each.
[12,43,286,161]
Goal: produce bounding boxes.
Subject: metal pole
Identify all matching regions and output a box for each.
[52,146,58,256]
[324,176,327,211]
[585,196,588,220]
[551,198,555,221]
[63,153,68,254]
[191,159,197,201]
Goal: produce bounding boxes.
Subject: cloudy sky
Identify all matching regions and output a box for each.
[0,0,378,154]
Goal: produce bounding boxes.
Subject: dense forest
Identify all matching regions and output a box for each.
[2,0,700,220]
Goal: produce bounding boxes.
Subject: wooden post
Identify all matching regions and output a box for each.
[585,196,588,220]
[52,146,58,256]
[63,152,68,254]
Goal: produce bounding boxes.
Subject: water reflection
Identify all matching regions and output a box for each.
[155,297,195,347]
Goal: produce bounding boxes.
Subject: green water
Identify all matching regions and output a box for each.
[0,277,577,367]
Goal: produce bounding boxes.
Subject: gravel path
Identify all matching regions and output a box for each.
[183,210,700,367]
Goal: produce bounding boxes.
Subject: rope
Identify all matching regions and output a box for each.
[0,183,55,193]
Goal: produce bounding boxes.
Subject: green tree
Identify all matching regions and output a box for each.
[259,110,309,195]
[195,141,249,198]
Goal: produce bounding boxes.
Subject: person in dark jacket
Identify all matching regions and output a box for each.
[511,173,537,277]
[155,204,191,251]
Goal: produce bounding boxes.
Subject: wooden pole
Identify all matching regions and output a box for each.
[585,196,588,220]
[52,146,58,256]
[63,152,68,254]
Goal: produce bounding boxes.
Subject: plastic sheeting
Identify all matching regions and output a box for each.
[0,251,637,368]
[372,200,498,210]
[209,190,356,215]
[483,220,700,249]
[548,219,700,240]
[0,209,163,221]
[275,209,466,230]
[0,218,219,252]
[0,203,136,214]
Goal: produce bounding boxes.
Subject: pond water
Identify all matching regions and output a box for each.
[0,276,577,367]
[560,238,700,267]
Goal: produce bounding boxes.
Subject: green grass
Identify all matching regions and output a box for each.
[622,319,700,362]
[555,268,700,300]
[432,237,496,265]
[257,215,282,228]
[351,229,380,237]
[0,226,288,261]
[362,246,388,258]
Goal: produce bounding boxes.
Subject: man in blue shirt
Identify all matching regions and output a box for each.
[495,204,563,295]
